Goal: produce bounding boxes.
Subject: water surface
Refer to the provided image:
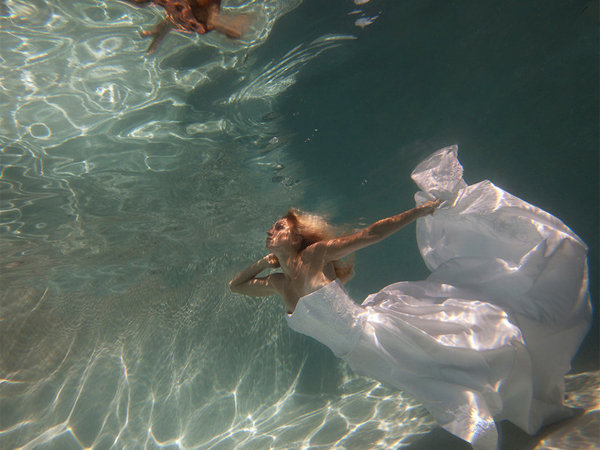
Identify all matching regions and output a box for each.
[1,0,598,448]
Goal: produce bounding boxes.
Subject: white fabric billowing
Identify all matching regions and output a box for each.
[285,147,591,450]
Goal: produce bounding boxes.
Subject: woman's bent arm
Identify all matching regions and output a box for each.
[229,254,282,297]
[321,200,441,261]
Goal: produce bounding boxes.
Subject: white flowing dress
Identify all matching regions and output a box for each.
[285,146,591,450]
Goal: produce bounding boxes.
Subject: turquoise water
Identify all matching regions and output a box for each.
[1,0,597,448]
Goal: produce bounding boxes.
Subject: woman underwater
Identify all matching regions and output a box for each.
[229,147,591,449]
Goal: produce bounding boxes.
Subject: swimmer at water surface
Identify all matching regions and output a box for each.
[125,0,252,53]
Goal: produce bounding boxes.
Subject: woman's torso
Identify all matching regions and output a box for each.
[280,254,338,313]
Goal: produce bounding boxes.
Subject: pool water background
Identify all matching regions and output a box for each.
[0,0,598,448]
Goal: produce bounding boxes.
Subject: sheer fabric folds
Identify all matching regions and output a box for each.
[286,147,591,449]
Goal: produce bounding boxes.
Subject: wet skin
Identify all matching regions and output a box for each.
[230,200,442,313]
[124,0,242,54]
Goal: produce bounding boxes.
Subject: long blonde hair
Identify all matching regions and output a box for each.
[283,208,354,283]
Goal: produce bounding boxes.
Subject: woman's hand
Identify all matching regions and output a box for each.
[229,253,282,296]
[263,253,280,268]
[419,198,443,216]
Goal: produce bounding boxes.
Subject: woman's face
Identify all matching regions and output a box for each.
[266,218,298,250]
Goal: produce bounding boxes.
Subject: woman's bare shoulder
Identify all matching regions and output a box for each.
[300,241,327,260]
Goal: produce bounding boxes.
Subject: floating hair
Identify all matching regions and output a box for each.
[283,208,354,283]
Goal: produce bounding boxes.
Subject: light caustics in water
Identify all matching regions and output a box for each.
[0,274,436,449]
[1,1,598,449]
[534,371,600,450]
[0,1,433,448]
[0,0,354,246]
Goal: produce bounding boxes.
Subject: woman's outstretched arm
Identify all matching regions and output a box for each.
[318,199,441,262]
[229,254,284,297]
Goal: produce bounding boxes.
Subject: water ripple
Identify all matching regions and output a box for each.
[1,0,312,250]
[227,34,356,104]
[0,1,486,449]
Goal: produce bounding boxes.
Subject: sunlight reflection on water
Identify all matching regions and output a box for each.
[1,0,597,449]
[0,1,438,448]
